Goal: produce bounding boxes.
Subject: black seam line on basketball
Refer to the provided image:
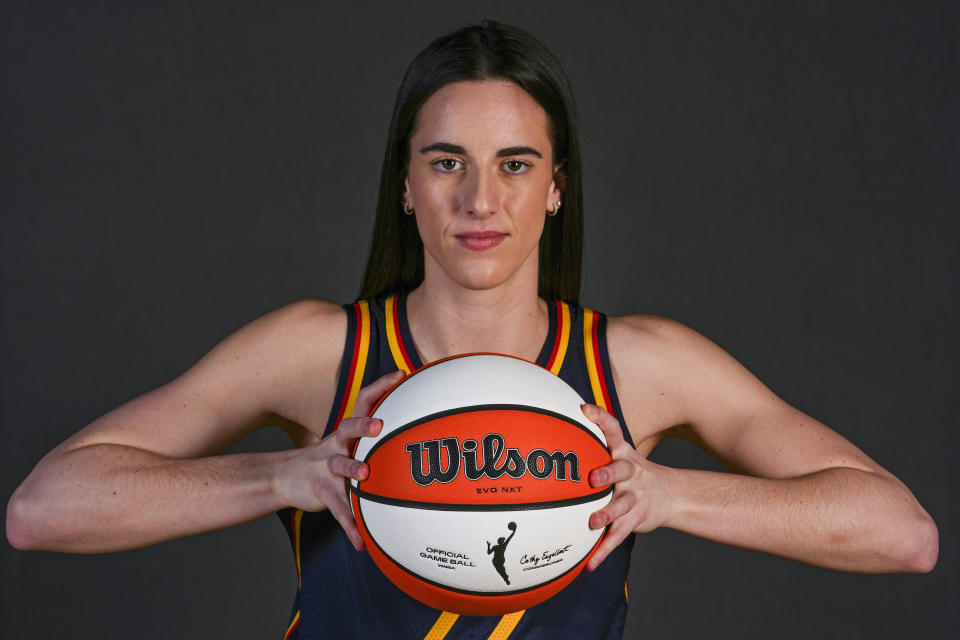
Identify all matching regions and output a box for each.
[356,495,607,599]
[350,485,614,511]
[362,403,607,463]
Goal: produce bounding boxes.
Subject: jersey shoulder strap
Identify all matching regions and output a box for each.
[322,294,415,437]
[580,307,623,420]
[382,293,417,374]
[322,300,373,436]
[575,304,633,448]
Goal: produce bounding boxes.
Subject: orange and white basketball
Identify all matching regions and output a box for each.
[350,353,612,616]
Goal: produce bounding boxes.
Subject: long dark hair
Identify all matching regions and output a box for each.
[358,20,583,304]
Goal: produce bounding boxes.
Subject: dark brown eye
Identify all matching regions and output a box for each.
[434,158,462,172]
[504,160,529,174]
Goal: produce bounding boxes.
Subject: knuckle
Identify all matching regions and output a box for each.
[310,481,328,500]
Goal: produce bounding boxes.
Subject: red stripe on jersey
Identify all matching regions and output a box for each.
[591,313,614,411]
[333,302,363,431]
[392,295,415,371]
[545,299,563,371]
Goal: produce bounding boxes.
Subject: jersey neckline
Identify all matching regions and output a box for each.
[395,292,558,370]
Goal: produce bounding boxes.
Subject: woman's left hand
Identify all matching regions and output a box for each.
[582,403,678,571]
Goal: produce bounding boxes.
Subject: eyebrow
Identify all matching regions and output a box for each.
[419,142,543,159]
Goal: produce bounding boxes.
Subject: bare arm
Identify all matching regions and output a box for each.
[585,315,938,573]
[6,300,399,553]
[10,442,292,553]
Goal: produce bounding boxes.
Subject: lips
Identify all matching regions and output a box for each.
[455,231,507,250]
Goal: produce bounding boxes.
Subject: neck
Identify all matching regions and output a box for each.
[406,278,548,365]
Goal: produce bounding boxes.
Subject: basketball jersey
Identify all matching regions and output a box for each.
[277,294,636,640]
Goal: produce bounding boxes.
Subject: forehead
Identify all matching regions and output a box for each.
[412,80,551,150]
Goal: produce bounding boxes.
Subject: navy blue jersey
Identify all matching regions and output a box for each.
[278,294,635,639]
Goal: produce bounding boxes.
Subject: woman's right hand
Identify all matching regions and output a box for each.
[273,369,406,550]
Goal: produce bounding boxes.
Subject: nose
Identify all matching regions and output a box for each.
[461,167,500,218]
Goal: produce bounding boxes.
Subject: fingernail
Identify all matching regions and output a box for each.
[367,419,381,433]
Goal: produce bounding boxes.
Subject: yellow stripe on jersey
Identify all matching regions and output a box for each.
[385,294,413,374]
[343,300,371,418]
[287,508,304,639]
[583,308,608,411]
[283,609,300,640]
[293,508,304,588]
[549,301,571,375]
[423,611,459,640]
[487,610,525,639]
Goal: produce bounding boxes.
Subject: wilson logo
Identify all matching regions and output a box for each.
[405,432,581,486]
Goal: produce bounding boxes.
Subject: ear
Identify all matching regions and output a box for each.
[403,176,412,209]
[549,163,566,202]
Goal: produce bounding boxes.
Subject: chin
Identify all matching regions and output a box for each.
[427,246,537,293]
[448,265,515,292]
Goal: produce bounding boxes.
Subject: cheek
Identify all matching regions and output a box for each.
[506,183,549,231]
[409,169,459,215]
[422,183,459,212]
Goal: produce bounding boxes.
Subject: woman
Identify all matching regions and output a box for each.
[6,21,937,640]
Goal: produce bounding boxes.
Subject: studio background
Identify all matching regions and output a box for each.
[2,2,956,638]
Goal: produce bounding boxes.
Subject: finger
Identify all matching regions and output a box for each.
[327,489,364,550]
[589,459,636,488]
[354,370,407,416]
[336,417,383,444]
[586,519,633,572]
[328,454,371,482]
[582,403,625,449]
[589,491,639,529]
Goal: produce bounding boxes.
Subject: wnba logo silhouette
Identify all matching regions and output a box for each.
[405,432,581,486]
[487,522,518,585]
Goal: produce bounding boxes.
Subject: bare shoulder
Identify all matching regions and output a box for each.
[605,315,707,446]
[189,298,347,402]
[178,298,350,438]
[606,313,748,378]
[605,314,781,452]
[606,314,886,477]
[56,299,349,458]
[608,313,720,351]
[219,298,347,368]
[606,313,725,389]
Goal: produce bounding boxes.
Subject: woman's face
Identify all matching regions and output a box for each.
[404,80,561,293]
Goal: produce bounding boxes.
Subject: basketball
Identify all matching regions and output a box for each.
[350,353,613,616]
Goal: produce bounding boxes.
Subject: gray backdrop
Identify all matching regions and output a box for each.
[2,1,956,638]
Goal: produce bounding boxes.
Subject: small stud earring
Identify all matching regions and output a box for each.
[547,200,561,216]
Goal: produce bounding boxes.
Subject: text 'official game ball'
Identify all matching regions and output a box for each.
[350,353,612,616]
